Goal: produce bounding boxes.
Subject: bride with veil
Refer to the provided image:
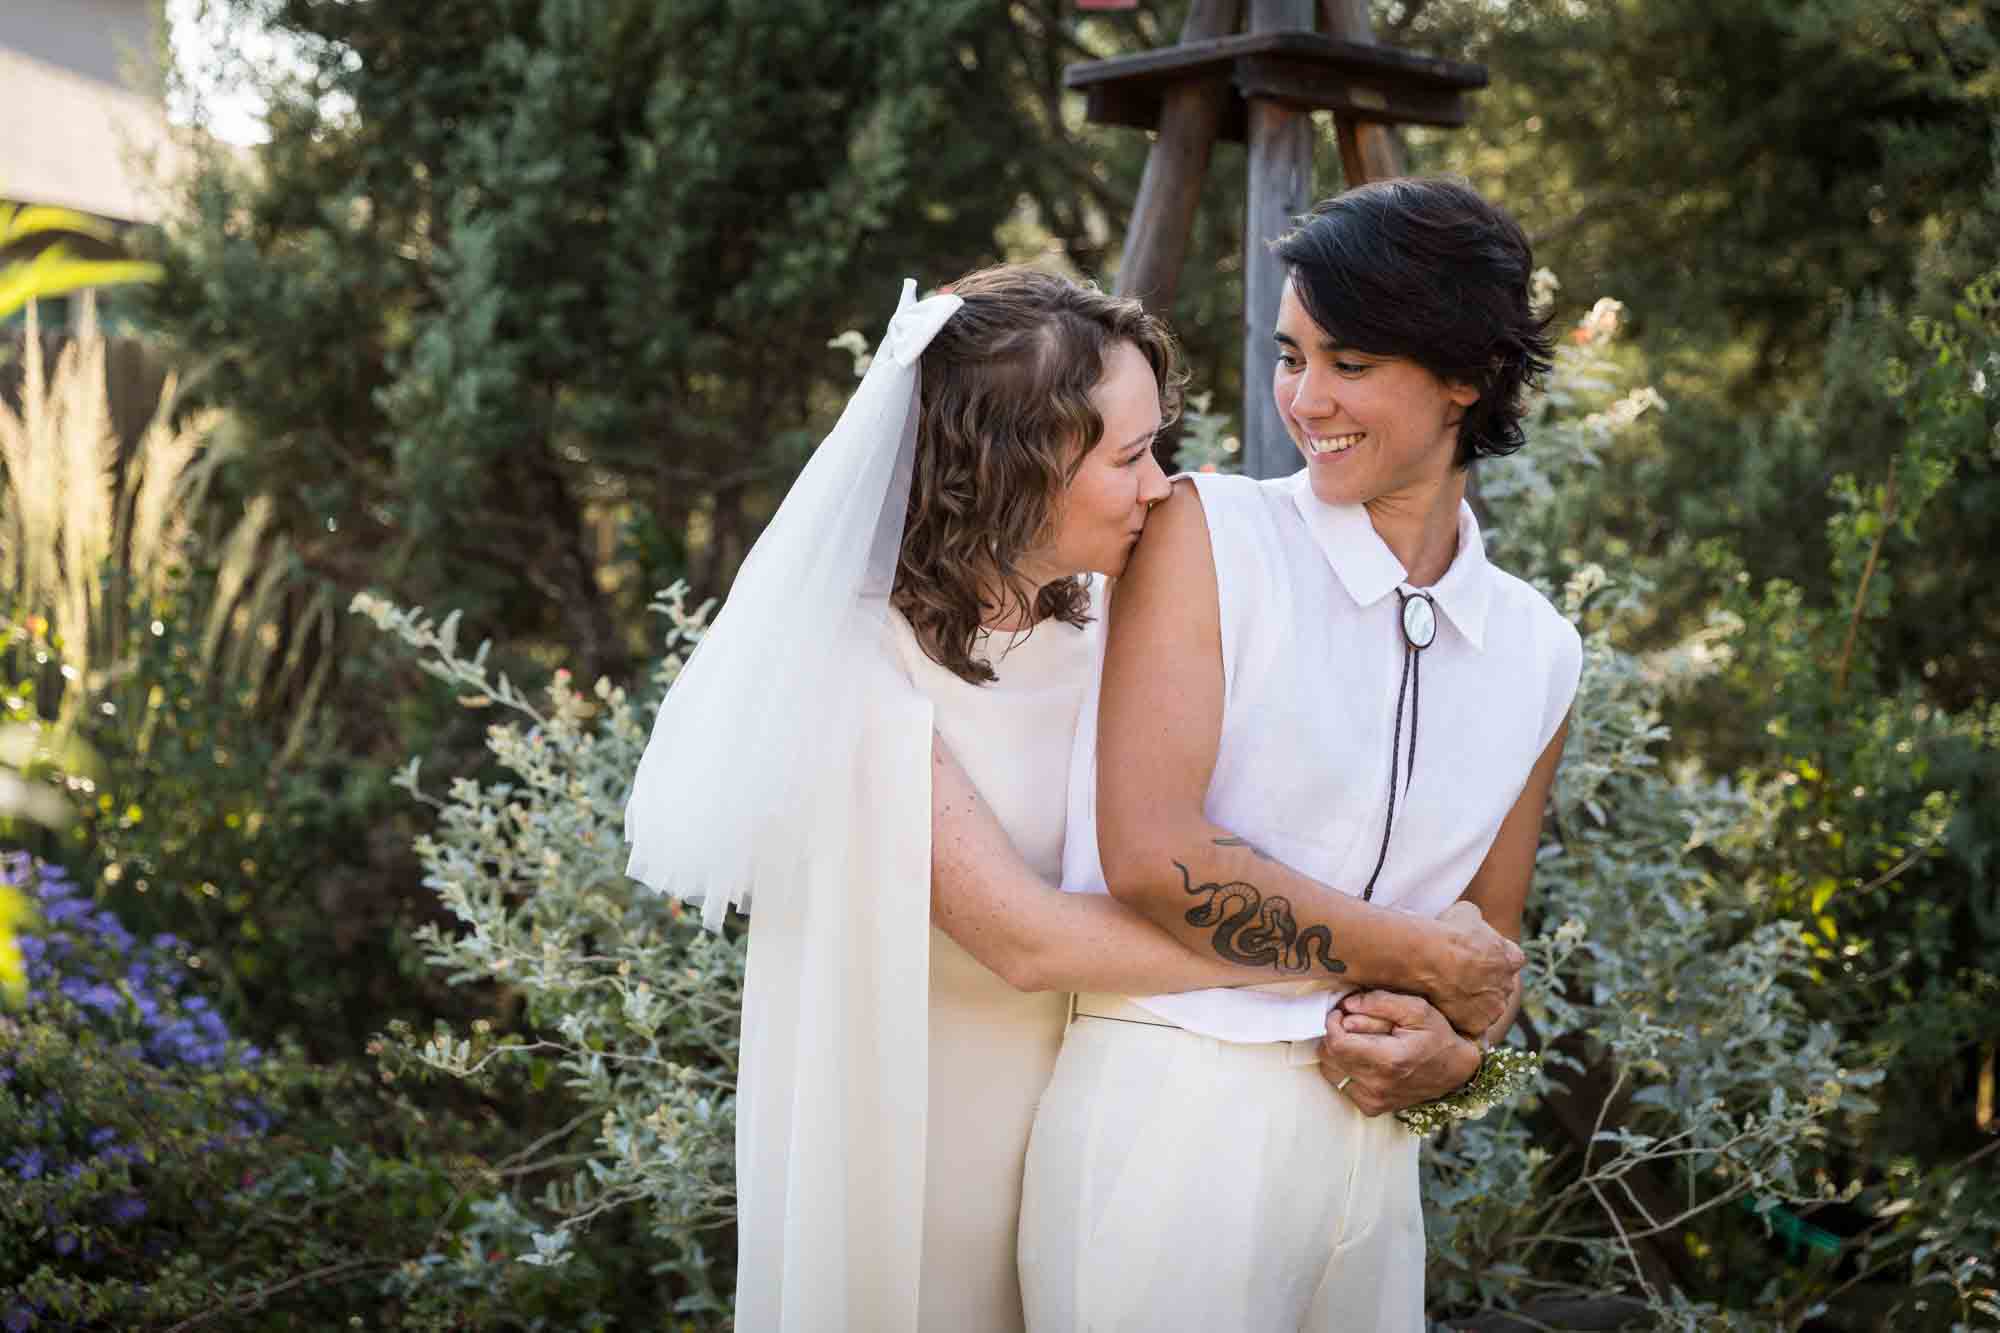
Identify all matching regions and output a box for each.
[624,265,1527,1332]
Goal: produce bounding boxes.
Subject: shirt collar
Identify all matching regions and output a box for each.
[1287,471,1494,651]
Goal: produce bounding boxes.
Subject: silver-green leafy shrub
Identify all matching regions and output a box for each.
[1425,293,1853,1323]
[352,589,741,1318]
[1424,282,1996,1331]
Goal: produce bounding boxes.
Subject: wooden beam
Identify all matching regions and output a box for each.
[1065,30,1486,100]
[1242,0,1315,481]
[1321,0,1407,182]
[1234,51,1468,125]
[1114,0,1241,314]
[1066,30,1484,142]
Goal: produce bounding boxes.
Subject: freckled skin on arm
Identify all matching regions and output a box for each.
[929,735,1268,996]
[1093,481,1524,1034]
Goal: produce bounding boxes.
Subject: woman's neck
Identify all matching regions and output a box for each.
[979,577,1047,633]
[1364,466,1466,588]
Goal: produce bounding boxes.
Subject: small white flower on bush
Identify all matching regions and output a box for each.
[1423,287,1873,1322]
[355,586,739,1310]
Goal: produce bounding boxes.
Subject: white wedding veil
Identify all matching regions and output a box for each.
[624,278,962,927]
[624,279,964,1332]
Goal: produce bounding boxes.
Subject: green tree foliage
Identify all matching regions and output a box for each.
[1704,273,2000,1200]
[1403,0,1997,364]
[1461,279,1998,1329]
[1384,0,2000,711]
[145,0,1137,683]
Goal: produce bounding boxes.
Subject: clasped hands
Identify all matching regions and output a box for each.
[1316,901,1520,1118]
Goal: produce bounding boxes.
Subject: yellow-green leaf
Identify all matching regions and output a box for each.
[0,884,31,1005]
[0,251,164,320]
[0,203,119,248]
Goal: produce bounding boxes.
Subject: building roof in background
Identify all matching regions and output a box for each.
[0,0,159,91]
[0,47,191,226]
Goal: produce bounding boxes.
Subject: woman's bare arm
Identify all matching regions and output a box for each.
[930,734,1263,995]
[1457,707,1570,1042]
[1322,712,1572,1114]
[1094,481,1523,1036]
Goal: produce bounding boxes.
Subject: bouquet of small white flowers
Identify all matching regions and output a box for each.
[1396,1046,1543,1136]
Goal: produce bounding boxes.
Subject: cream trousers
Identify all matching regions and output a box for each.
[1017,996,1425,1333]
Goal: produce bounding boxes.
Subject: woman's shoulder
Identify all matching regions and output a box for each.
[1181,468,1285,511]
[1482,566,1583,677]
[1182,468,1312,538]
[1478,566,1584,746]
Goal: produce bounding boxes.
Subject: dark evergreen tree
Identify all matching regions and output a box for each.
[1386,0,1999,703]
[147,0,1141,680]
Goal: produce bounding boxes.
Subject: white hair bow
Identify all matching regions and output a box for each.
[883,278,964,368]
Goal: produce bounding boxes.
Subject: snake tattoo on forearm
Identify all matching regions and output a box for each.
[1172,856,1348,976]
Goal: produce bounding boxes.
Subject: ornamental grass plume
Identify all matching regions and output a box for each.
[0,296,332,753]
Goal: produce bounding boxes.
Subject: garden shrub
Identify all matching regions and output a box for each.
[2,849,281,1328]
[0,298,460,1059]
[57,570,419,1055]
[0,850,683,1330]
[355,590,742,1322]
[1426,280,2000,1330]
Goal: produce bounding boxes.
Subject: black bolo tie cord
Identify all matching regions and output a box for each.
[1360,590,1430,902]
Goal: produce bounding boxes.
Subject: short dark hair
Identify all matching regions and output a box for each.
[1273,177,1553,467]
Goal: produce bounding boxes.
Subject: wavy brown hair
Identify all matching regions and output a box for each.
[892,265,1185,684]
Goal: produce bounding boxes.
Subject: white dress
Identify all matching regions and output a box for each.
[729,595,1101,1333]
[885,605,1103,1333]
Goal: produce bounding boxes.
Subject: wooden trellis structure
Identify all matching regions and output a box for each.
[1065,0,1486,478]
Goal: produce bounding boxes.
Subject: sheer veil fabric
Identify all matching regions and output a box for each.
[624,281,964,1330]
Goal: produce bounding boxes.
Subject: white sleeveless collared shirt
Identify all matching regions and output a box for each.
[1060,470,1582,1042]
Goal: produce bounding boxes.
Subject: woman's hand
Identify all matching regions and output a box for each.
[1317,989,1482,1118]
[1420,901,1524,1036]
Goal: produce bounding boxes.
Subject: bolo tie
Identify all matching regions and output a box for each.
[1360,589,1437,902]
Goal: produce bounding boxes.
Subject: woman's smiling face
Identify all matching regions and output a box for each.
[1273,278,1479,509]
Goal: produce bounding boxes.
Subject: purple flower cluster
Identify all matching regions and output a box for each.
[2,852,267,1330]
[4,854,259,1072]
